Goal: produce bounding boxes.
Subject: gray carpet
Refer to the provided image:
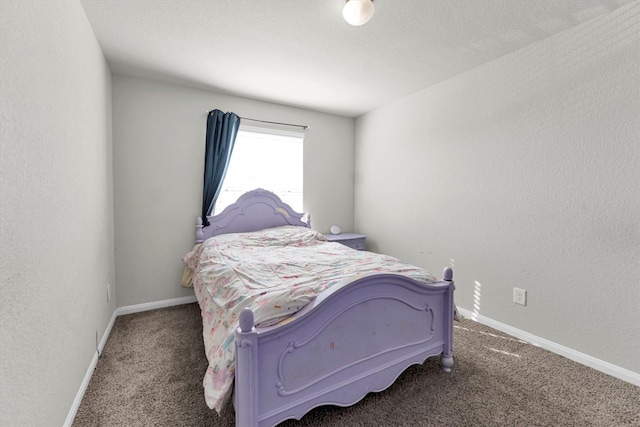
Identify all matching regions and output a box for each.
[73,303,640,426]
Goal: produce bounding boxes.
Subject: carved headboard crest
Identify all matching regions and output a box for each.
[196,189,310,242]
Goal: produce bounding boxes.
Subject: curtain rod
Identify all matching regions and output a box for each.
[240,117,308,130]
[207,111,308,130]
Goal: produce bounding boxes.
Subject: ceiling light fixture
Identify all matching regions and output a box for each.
[343,0,375,26]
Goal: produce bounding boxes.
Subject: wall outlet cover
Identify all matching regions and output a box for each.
[513,288,527,306]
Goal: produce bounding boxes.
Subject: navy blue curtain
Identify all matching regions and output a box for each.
[202,109,241,226]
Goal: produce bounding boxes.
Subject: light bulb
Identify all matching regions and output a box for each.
[343,0,375,26]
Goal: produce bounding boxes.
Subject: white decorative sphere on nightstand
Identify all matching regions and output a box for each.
[330,225,341,235]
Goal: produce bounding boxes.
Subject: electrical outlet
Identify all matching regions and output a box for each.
[107,283,111,302]
[513,288,527,306]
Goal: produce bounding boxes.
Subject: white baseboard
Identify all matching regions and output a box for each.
[99,308,118,356]
[64,295,197,427]
[63,308,118,427]
[63,351,100,427]
[116,295,197,316]
[457,307,640,387]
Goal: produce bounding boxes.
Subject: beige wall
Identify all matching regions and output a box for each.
[354,3,640,374]
[0,0,115,425]
[112,75,355,306]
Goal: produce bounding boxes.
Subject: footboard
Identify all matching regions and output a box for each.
[235,268,455,427]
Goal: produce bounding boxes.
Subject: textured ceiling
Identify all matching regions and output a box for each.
[80,0,635,117]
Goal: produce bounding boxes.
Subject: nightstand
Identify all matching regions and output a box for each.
[325,233,366,251]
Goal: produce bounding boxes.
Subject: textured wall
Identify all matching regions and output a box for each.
[112,75,354,306]
[0,1,115,425]
[355,3,640,373]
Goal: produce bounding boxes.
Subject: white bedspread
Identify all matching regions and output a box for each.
[182,226,438,412]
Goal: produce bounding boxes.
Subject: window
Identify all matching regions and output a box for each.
[214,125,304,214]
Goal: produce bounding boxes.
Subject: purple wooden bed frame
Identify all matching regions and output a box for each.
[195,189,455,427]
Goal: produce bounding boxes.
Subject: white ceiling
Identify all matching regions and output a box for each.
[80,0,634,117]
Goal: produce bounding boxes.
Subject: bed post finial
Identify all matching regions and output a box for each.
[442,267,453,282]
[239,308,255,332]
[196,217,204,243]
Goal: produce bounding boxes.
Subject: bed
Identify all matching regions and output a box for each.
[183,189,455,427]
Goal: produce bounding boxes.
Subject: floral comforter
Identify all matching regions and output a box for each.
[182,225,438,412]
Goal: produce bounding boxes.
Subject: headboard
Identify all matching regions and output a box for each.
[196,189,310,243]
